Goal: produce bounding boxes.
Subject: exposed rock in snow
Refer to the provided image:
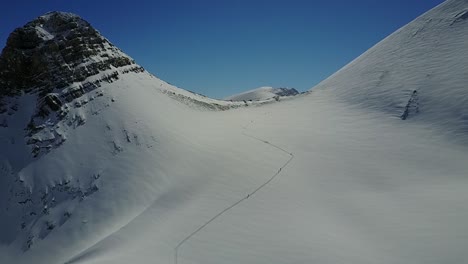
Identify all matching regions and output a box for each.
[225,86,299,101]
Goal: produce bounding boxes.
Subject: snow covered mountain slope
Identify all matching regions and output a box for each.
[225,86,299,101]
[1,1,468,264]
[65,92,468,264]
[313,0,468,138]
[0,12,248,263]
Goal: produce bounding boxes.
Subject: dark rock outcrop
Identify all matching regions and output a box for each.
[0,12,135,98]
[275,88,299,97]
[401,90,420,120]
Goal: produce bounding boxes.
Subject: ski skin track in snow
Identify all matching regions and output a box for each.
[174,122,294,264]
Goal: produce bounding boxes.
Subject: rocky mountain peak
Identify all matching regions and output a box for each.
[0,12,145,157]
[20,11,91,43]
[0,11,137,98]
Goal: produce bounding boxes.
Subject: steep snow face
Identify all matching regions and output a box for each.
[314,0,468,139]
[225,86,299,101]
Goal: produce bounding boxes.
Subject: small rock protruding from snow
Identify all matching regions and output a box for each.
[401,90,420,120]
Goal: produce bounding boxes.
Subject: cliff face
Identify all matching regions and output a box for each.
[0,12,135,98]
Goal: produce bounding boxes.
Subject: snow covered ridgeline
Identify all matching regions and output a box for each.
[313,0,468,134]
[225,86,299,101]
[0,11,288,161]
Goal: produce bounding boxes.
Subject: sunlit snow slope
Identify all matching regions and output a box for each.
[1,1,468,264]
[314,0,468,137]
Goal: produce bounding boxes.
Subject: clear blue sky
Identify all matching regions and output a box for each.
[1,0,445,99]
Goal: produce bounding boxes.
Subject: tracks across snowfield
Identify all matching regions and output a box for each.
[174,123,294,264]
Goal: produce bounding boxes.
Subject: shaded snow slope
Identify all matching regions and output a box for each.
[60,89,468,264]
[225,86,299,101]
[1,1,468,264]
[313,0,468,138]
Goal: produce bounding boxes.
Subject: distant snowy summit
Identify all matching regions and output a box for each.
[225,86,299,101]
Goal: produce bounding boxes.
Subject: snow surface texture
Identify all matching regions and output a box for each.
[1,1,468,263]
[313,0,468,140]
[224,86,299,101]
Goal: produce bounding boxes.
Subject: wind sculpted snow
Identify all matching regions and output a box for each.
[313,0,468,139]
